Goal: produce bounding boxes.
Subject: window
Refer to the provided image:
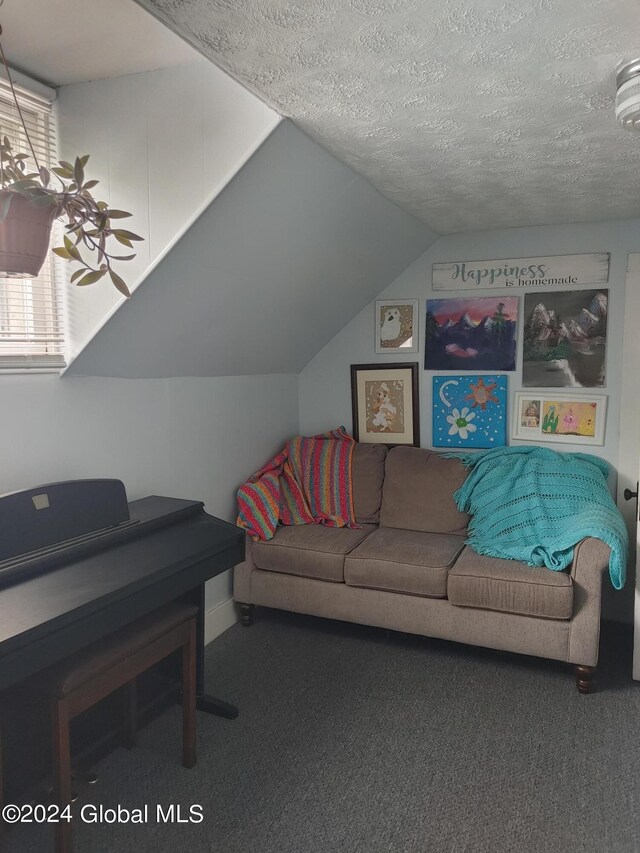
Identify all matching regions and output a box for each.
[0,77,64,371]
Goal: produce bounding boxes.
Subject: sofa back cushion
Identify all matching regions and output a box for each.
[380,446,469,534]
[352,443,388,524]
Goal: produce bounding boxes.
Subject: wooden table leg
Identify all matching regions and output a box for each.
[52,699,72,853]
[182,621,196,769]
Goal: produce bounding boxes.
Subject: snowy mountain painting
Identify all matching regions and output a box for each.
[425,297,517,371]
[522,290,608,387]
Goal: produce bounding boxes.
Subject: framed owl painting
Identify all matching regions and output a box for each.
[375,299,419,354]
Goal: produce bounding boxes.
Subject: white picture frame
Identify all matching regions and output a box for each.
[375,299,419,354]
[512,392,607,446]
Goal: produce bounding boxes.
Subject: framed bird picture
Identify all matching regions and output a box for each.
[375,299,419,353]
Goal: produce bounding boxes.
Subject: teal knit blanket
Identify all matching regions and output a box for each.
[446,446,628,590]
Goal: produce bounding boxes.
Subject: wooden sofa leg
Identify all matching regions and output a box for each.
[239,604,254,627]
[575,665,596,694]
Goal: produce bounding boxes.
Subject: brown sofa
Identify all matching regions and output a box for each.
[234,445,611,693]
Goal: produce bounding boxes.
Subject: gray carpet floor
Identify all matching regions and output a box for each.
[6,610,640,853]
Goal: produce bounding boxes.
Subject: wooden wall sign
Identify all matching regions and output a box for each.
[432,253,610,291]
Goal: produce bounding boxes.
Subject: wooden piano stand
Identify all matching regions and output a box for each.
[197,694,238,718]
[39,603,198,853]
[0,484,245,814]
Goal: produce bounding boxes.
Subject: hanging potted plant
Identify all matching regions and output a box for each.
[0,142,142,296]
[0,28,142,296]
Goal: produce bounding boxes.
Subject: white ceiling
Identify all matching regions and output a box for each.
[0,0,196,86]
[135,0,640,234]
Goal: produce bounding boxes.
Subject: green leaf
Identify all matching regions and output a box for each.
[52,247,74,260]
[82,179,99,190]
[29,194,57,208]
[113,234,133,248]
[52,166,74,179]
[74,157,85,189]
[109,269,131,298]
[59,160,74,172]
[104,209,132,219]
[79,155,90,167]
[39,167,50,187]
[111,229,143,241]
[76,269,107,286]
[63,235,83,262]
[10,178,38,191]
[70,268,87,283]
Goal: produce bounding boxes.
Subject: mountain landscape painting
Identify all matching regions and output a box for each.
[425,297,517,371]
[522,290,608,387]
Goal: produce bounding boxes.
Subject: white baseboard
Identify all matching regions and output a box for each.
[204,597,238,646]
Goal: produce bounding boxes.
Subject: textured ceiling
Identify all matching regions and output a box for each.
[134,0,640,234]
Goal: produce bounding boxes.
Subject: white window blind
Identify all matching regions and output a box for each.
[0,78,65,371]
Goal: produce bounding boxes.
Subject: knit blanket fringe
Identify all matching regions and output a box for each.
[236,427,358,541]
[444,446,628,590]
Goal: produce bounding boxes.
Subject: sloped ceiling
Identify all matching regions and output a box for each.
[66,121,436,378]
[135,0,640,233]
[1,0,196,87]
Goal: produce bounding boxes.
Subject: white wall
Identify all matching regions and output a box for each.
[300,218,640,621]
[56,58,279,361]
[1,372,298,634]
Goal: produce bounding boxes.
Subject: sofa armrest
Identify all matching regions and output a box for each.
[568,537,610,666]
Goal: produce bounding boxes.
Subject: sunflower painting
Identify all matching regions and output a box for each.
[432,375,508,448]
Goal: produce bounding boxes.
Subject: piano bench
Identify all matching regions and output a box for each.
[36,602,199,853]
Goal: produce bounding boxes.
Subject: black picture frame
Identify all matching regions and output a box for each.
[350,362,420,447]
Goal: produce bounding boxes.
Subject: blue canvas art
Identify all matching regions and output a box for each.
[432,375,508,448]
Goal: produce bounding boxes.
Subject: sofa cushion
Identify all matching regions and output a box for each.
[448,547,573,620]
[252,524,376,583]
[352,443,388,524]
[380,446,469,534]
[344,527,465,598]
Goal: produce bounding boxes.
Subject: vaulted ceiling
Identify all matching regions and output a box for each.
[1,0,196,86]
[135,0,640,234]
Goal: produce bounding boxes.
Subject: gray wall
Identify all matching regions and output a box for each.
[300,218,640,621]
[66,121,437,378]
[5,118,435,637]
[1,373,299,618]
[57,58,279,360]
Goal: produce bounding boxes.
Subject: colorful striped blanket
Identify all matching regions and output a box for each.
[236,427,358,541]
